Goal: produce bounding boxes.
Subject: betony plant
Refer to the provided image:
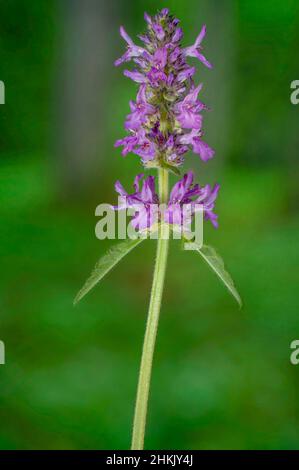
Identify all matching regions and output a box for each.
[74,8,241,450]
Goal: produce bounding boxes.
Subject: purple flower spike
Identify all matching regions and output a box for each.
[115,9,214,169]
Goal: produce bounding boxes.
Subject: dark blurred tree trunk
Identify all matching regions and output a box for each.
[54,0,117,197]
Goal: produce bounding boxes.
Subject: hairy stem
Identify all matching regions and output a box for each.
[131,168,169,450]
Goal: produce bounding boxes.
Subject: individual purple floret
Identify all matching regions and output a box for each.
[114,174,159,231]
[114,8,214,169]
[179,129,215,161]
[183,25,212,69]
[165,171,220,228]
[113,171,220,230]
[125,85,156,131]
[174,85,206,129]
[114,26,147,66]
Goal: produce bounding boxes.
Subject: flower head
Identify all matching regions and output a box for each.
[113,172,220,230]
[115,9,214,169]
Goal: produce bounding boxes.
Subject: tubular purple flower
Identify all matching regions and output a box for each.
[192,137,215,162]
[115,26,146,66]
[123,69,147,83]
[180,129,215,162]
[114,134,140,156]
[201,183,220,227]
[174,84,206,129]
[183,25,213,69]
[134,138,156,161]
[125,85,156,130]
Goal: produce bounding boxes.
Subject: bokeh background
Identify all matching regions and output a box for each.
[1,0,299,450]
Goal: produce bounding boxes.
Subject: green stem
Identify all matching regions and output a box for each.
[131,168,169,450]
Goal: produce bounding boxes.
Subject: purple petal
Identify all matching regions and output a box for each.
[123,70,146,83]
[152,23,165,41]
[177,66,196,83]
[176,111,202,129]
[144,12,152,24]
[195,25,207,47]
[185,171,194,189]
[188,84,203,103]
[169,47,180,63]
[196,52,213,69]
[138,34,151,45]
[133,173,144,192]
[119,26,133,46]
[114,180,127,196]
[172,27,183,42]
[193,139,215,161]
[153,47,168,68]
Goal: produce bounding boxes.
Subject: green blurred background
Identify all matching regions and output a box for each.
[1,0,299,450]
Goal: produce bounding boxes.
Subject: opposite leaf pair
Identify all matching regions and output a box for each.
[74,238,241,308]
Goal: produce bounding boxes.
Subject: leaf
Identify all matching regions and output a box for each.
[74,237,144,305]
[193,243,242,308]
